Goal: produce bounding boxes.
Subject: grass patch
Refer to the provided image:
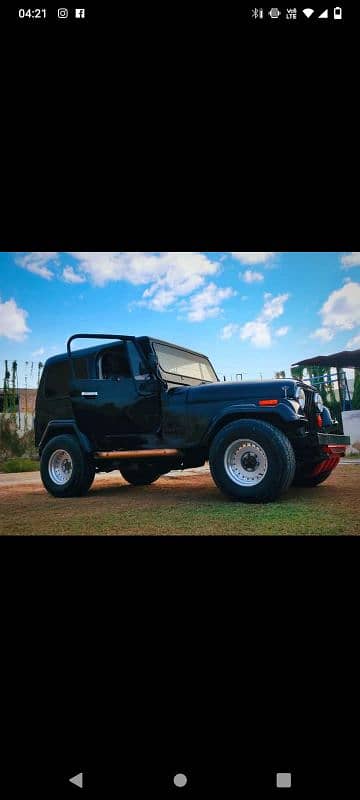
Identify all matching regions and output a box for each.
[1,466,358,535]
[8,491,356,536]
[0,458,40,473]
[62,499,356,535]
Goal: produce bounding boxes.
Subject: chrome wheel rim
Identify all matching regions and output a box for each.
[48,449,73,485]
[224,439,268,486]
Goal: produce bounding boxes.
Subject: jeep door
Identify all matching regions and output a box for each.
[69,340,161,449]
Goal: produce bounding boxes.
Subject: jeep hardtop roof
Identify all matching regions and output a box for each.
[43,335,211,367]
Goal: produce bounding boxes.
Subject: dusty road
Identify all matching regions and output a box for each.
[0,463,359,535]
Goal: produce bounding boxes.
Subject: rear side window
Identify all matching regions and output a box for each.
[44,361,70,398]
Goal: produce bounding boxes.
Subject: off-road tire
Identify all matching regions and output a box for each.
[120,463,163,486]
[40,434,95,498]
[292,467,333,488]
[209,419,296,503]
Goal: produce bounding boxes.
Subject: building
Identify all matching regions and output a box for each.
[0,388,38,433]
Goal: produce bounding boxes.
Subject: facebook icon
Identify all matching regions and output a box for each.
[75,8,85,17]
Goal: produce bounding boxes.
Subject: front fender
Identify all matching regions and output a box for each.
[201,402,304,446]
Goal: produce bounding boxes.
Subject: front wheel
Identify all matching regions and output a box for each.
[40,434,95,498]
[209,419,295,503]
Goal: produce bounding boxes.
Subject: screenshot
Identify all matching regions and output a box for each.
[0,5,358,798]
[0,251,358,536]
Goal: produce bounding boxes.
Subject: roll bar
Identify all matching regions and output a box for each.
[66,333,136,358]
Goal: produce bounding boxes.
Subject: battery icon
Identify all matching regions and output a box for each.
[334,6,342,18]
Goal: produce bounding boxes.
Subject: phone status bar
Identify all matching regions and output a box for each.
[249,6,343,20]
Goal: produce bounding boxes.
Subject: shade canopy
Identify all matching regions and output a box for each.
[292,349,360,370]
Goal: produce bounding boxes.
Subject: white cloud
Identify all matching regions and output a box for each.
[341,252,360,269]
[240,270,264,284]
[310,327,335,342]
[260,292,289,322]
[240,321,272,348]
[186,283,236,322]
[347,333,360,348]
[16,252,58,280]
[14,252,220,313]
[62,266,86,284]
[32,346,45,356]
[320,282,360,331]
[69,251,220,313]
[232,252,276,264]
[71,250,217,287]
[0,296,30,341]
[223,291,290,348]
[220,323,239,340]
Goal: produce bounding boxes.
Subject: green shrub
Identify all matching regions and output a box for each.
[0,416,25,459]
[19,428,37,459]
[0,417,37,461]
[0,458,39,473]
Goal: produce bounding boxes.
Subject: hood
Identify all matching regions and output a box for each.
[186,379,299,404]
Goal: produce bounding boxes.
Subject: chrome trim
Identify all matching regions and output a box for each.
[224,439,268,487]
[48,449,73,485]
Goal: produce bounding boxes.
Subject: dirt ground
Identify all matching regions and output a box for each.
[0,463,359,535]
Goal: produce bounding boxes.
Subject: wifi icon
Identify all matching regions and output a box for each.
[302,7,315,16]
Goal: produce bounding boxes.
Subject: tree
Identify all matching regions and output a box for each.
[352,369,360,410]
[291,365,304,382]
[274,370,286,379]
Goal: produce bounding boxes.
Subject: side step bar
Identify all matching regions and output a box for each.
[94,449,181,460]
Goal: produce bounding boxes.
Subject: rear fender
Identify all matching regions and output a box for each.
[38,420,93,455]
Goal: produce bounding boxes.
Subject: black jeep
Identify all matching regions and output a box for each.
[34,334,350,503]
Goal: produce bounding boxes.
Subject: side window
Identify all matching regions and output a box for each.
[98,345,131,381]
[127,341,148,378]
[44,362,70,398]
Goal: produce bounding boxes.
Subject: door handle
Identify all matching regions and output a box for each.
[81,392,98,397]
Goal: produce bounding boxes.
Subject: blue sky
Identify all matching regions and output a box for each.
[1,251,360,386]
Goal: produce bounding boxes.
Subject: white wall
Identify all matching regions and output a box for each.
[342,410,360,453]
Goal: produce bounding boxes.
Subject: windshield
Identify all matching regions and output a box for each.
[153,342,218,383]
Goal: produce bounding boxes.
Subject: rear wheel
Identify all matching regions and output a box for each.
[119,463,163,486]
[209,419,295,503]
[40,434,95,498]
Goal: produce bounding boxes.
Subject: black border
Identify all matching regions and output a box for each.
[1,10,359,796]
